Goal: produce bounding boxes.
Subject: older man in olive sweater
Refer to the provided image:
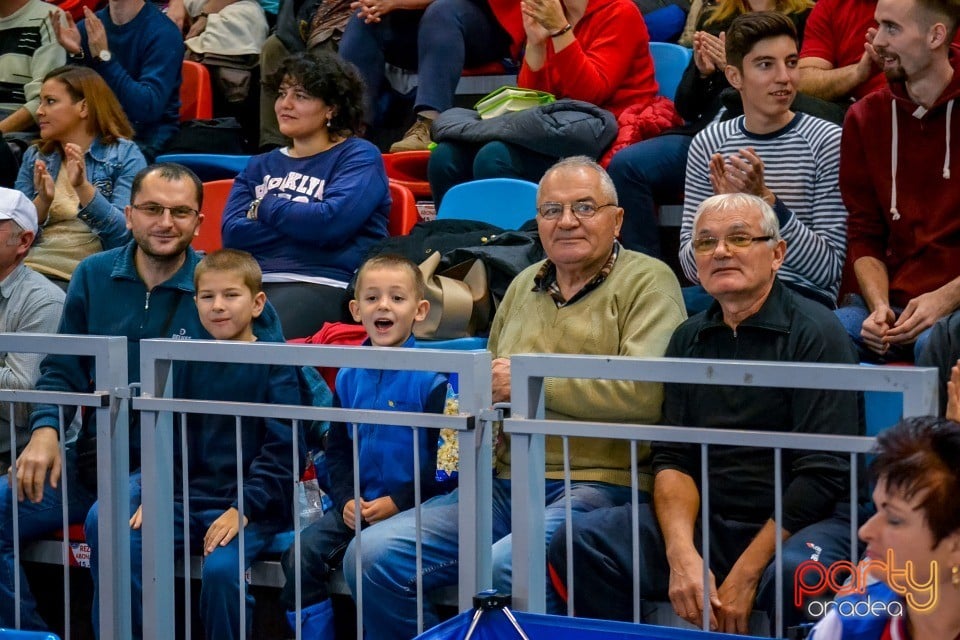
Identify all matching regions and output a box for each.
[341,156,687,640]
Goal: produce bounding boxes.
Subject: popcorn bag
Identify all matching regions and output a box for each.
[436,374,500,484]
[297,452,331,530]
[436,381,461,484]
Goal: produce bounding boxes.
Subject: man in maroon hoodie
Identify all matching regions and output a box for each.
[836,0,960,362]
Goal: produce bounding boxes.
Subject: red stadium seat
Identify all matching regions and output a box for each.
[180,61,214,122]
[383,151,432,200]
[196,179,233,253]
[388,181,420,236]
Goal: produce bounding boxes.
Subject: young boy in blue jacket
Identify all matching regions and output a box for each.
[281,254,449,638]
[87,248,303,640]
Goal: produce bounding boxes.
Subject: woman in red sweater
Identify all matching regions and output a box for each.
[427,0,658,204]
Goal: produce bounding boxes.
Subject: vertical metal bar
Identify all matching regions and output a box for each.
[700,443,709,632]
[181,413,191,640]
[414,426,424,636]
[10,401,20,630]
[509,358,546,613]
[774,448,783,639]
[141,354,174,640]
[59,405,70,640]
[235,415,246,640]
[292,419,302,640]
[562,435,572,616]
[352,420,363,640]
[457,351,493,610]
[96,336,130,640]
[850,453,858,564]
[902,367,938,418]
[630,439,640,624]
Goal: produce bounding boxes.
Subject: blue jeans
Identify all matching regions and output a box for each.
[338,0,510,123]
[549,503,856,628]
[0,447,96,630]
[428,141,557,207]
[341,477,633,640]
[835,294,932,362]
[607,134,692,259]
[86,475,280,640]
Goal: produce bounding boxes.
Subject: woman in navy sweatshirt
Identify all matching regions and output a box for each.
[222,51,390,338]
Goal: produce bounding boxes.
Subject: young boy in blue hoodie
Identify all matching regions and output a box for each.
[281,254,449,638]
[89,248,302,640]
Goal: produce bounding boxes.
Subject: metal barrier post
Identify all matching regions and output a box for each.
[898,365,939,417]
[140,353,175,640]
[508,357,547,613]
[504,354,938,630]
[451,348,494,611]
[94,336,131,640]
[134,340,492,639]
[0,333,130,640]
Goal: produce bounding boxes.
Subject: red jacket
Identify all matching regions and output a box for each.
[516,0,658,118]
[842,47,960,307]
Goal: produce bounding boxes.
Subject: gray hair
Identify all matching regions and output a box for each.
[538,156,618,205]
[3,220,26,248]
[692,193,781,242]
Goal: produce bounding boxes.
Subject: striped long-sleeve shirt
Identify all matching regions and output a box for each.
[680,112,847,304]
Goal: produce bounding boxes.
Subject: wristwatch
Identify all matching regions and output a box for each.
[246,198,262,220]
[98,49,112,63]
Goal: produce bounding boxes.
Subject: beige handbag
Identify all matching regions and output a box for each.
[416,251,492,340]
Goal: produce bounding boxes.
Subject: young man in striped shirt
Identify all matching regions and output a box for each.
[679,11,847,312]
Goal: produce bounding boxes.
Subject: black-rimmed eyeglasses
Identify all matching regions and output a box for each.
[131,203,200,220]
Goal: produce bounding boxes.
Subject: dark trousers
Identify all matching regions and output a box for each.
[280,508,353,608]
[549,502,857,629]
[428,141,557,207]
[338,0,510,123]
[606,134,692,259]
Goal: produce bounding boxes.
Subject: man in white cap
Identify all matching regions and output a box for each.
[0,187,64,474]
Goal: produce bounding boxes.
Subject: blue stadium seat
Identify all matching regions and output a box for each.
[0,630,61,639]
[417,337,488,350]
[154,153,251,182]
[436,178,537,229]
[864,391,903,437]
[861,364,905,437]
[649,42,693,101]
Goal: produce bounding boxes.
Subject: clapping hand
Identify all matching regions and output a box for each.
[82,7,109,58]
[693,31,726,76]
[50,10,82,55]
[63,143,88,189]
[520,0,567,45]
[709,148,773,203]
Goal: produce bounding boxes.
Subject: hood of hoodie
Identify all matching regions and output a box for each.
[882,44,959,218]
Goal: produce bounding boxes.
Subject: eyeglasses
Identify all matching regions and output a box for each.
[692,234,773,254]
[131,203,199,220]
[537,201,617,220]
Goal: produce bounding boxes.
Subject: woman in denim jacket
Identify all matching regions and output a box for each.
[15,65,146,285]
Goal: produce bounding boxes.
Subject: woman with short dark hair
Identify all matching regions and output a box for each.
[809,416,960,639]
[222,51,390,338]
